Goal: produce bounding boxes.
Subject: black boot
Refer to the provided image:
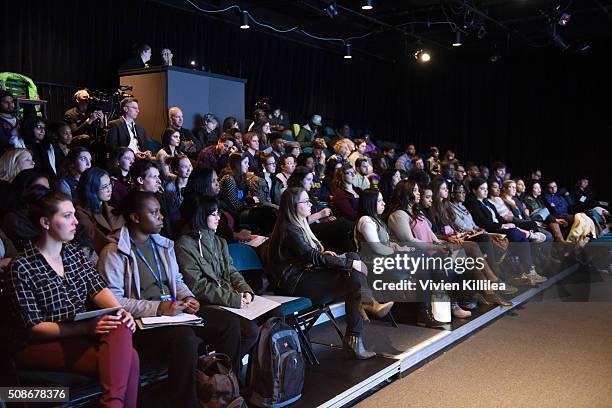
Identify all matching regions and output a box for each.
[342,335,376,360]
[417,308,446,328]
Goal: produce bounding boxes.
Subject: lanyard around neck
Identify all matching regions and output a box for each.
[130,237,166,294]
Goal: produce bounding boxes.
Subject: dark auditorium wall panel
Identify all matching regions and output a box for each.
[3,0,611,198]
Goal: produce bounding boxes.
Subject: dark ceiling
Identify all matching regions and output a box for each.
[164,0,612,62]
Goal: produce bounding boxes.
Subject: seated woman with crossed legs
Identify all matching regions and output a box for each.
[266,187,375,359]
[5,190,139,408]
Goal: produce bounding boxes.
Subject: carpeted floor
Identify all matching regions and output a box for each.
[356,271,612,408]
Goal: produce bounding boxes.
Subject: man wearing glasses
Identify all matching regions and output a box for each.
[106,97,150,157]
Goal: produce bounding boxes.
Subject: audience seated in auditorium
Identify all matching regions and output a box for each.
[130,159,178,237]
[108,147,135,208]
[465,178,547,286]
[353,189,399,320]
[22,117,57,178]
[378,169,401,206]
[156,128,181,181]
[248,152,276,206]
[426,146,441,176]
[348,138,367,168]
[488,161,506,188]
[284,141,301,158]
[332,164,362,222]
[57,147,92,200]
[395,144,418,172]
[175,195,259,359]
[198,134,234,173]
[219,152,260,219]
[0,148,35,188]
[181,166,251,244]
[192,113,219,149]
[266,187,375,359]
[48,121,73,171]
[106,98,149,155]
[0,91,24,155]
[353,157,371,190]
[163,154,192,210]
[63,89,104,142]
[168,107,196,156]
[243,132,260,173]
[272,154,296,205]
[268,107,290,132]
[75,167,125,256]
[98,191,242,402]
[269,132,285,164]
[1,171,50,251]
[252,119,271,150]
[222,116,240,134]
[296,114,322,147]
[5,190,139,407]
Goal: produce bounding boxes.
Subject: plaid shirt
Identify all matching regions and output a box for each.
[6,241,106,330]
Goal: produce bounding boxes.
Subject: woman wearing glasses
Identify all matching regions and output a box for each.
[331,164,362,221]
[75,167,125,256]
[175,195,259,359]
[266,187,375,359]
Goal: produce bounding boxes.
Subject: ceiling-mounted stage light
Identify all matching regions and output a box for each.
[362,0,373,10]
[452,31,462,47]
[240,10,250,29]
[414,49,431,63]
[325,2,340,19]
[344,42,352,59]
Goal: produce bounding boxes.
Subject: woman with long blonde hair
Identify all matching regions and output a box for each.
[266,187,375,360]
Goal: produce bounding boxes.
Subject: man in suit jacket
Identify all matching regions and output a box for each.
[106,97,149,157]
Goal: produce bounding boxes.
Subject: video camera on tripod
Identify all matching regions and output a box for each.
[86,85,134,123]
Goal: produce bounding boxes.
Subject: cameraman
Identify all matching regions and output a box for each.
[63,89,104,142]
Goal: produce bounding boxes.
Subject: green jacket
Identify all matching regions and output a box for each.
[175,229,253,308]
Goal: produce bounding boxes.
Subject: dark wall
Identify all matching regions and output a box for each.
[3,0,611,199]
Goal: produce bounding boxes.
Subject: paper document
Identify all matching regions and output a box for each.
[141,313,202,325]
[74,307,121,321]
[245,235,268,248]
[219,296,281,320]
[137,313,203,330]
[262,295,300,304]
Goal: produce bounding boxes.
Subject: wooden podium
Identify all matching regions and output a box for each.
[119,66,246,142]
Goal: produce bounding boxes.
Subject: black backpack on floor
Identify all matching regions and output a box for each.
[247,317,305,407]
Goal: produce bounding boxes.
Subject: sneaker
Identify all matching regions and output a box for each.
[520,267,547,285]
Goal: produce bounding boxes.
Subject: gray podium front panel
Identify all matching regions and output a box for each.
[120,66,245,143]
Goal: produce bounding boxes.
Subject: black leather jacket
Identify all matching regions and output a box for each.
[266,223,353,294]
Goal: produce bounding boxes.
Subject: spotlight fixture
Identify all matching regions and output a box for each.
[362,0,373,10]
[240,10,250,29]
[324,2,340,19]
[344,42,352,59]
[190,60,197,69]
[558,12,571,26]
[452,31,462,47]
[414,49,431,63]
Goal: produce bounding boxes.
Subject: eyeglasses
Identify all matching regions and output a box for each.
[298,199,312,205]
[98,183,113,192]
[34,125,46,130]
[210,210,221,217]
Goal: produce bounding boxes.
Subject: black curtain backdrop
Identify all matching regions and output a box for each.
[3,0,611,200]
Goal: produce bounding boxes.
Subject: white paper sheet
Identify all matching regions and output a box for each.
[140,313,202,326]
[245,235,268,248]
[219,296,281,320]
